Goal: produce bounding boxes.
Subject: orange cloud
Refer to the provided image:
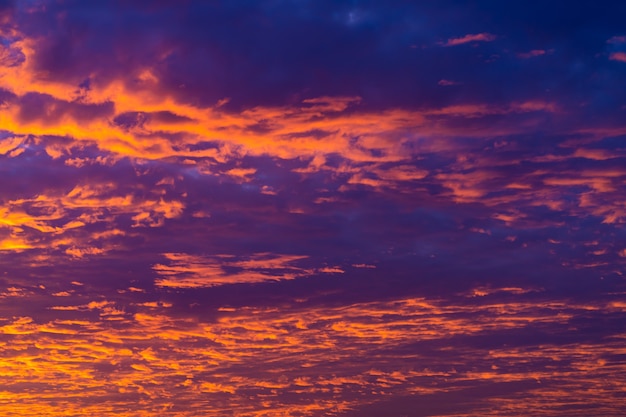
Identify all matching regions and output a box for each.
[0,179,185,257]
[1,292,623,416]
[153,252,312,288]
[0,35,560,182]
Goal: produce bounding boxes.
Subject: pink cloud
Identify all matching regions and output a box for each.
[441,32,496,47]
[607,35,626,44]
[517,49,547,59]
[438,79,461,86]
[609,52,626,62]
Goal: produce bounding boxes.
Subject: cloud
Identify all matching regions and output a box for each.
[438,79,461,86]
[440,32,497,46]
[2,290,625,416]
[517,49,549,59]
[609,51,626,62]
[607,35,626,44]
[153,252,312,288]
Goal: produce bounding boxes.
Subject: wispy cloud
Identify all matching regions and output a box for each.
[607,35,626,44]
[438,79,462,86]
[517,49,553,59]
[439,32,497,46]
[609,51,626,62]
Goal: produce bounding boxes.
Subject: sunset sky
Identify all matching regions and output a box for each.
[1,1,626,415]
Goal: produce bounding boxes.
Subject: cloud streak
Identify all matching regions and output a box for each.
[440,33,497,46]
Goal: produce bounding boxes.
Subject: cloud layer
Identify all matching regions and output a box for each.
[1,1,625,416]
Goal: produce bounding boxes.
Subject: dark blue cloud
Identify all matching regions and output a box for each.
[9,0,619,115]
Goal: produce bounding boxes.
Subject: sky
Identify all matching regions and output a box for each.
[1,0,626,415]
